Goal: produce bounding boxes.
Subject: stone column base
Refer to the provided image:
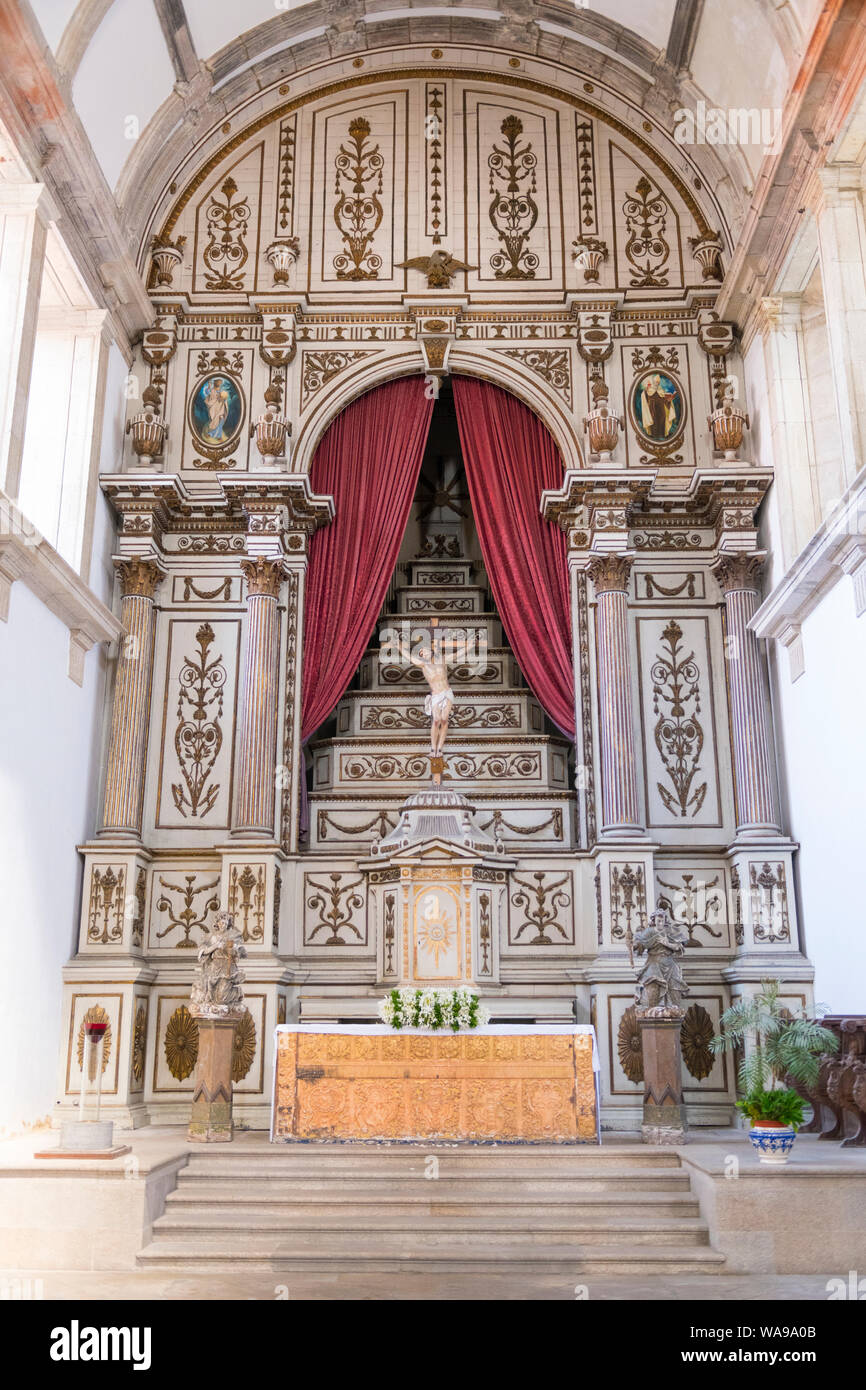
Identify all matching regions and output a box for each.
[189,1017,237,1142]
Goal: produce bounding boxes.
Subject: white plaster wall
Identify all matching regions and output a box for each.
[747,334,866,1013]
[766,578,866,1013]
[0,348,123,1137]
[27,0,78,54]
[72,0,175,189]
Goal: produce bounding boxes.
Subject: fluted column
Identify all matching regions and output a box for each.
[714,553,781,836]
[101,559,163,837]
[588,554,643,836]
[233,557,283,837]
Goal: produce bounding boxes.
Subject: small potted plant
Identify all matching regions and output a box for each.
[711,980,838,1165]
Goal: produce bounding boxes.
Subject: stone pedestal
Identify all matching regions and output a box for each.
[188,1017,238,1142]
[639,1007,688,1144]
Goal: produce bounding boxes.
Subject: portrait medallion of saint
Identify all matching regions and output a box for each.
[631,369,685,445]
[189,374,244,452]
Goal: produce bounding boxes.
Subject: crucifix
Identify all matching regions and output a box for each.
[409,617,454,785]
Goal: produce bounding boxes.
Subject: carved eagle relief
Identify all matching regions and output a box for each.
[397,250,477,287]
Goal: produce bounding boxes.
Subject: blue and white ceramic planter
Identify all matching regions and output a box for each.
[749,1125,796,1164]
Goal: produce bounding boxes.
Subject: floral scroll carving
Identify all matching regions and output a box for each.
[203,177,251,290]
[172,623,226,819]
[488,115,539,279]
[509,871,572,945]
[227,864,266,944]
[87,866,125,945]
[305,873,366,945]
[651,620,707,819]
[623,176,670,288]
[155,873,220,948]
[333,117,384,280]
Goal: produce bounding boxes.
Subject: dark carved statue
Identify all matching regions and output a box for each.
[634,907,690,1013]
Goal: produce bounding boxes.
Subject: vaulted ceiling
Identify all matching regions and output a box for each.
[26,0,824,192]
[5,0,851,350]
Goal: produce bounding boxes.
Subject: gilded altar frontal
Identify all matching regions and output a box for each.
[1,0,866,1313]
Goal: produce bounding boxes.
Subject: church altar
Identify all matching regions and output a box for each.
[271,1024,600,1143]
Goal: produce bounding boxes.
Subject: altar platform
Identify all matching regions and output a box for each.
[270,1024,600,1143]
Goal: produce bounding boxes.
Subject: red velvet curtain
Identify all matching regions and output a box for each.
[452,377,575,739]
[300,377,434,743]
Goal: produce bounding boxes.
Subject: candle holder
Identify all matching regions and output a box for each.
[34,1017,130,1158]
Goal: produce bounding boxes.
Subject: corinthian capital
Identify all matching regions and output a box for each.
[241,556,284,597]
[587,553,633,594]
[116,557,163,599]
[713,552,766,594]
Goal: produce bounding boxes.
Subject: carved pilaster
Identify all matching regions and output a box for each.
[713,552,781,836]
[587,553,643,836]
[100,558,164,837]
[233,559,284,837]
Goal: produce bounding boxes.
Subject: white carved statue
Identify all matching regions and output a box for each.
[410,637,454,758]
[190,911,247,1019]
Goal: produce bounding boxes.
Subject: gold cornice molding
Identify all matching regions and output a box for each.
[154,65,715,249]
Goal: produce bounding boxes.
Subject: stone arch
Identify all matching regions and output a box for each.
[291,346,583,478]
[133,50,735,265]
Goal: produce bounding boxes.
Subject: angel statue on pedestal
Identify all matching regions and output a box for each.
[634,907,690,1014]
[190,911,248,1020]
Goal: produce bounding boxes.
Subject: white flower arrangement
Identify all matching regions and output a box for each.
[378,987,490,1032]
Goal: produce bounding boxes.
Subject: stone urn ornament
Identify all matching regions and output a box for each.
[571,236,608,283]
[126,384,168,462]
[264,236,301,285]
[250,381,291,466]
[149,233,186,287]
[708,378,750,461]
[583,377,623,464]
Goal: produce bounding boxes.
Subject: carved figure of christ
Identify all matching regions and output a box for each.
[409,621,454,757]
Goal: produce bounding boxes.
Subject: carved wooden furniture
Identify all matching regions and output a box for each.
[272,1024,599,1142]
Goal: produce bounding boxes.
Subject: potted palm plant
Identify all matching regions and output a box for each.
[711,981,838,1164]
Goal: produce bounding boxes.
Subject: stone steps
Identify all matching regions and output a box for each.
[153,1212,710,1246]
[137,1238,724,1276]
[137,1143,726,1278]
[178,1143,678,1171]
[166,1190,700,1219]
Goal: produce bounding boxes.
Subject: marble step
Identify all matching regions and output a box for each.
[403,559,475,587]
[333,688,547,738]
[137,1237,725,1275]
[165,1189,700,1219]
[359,646,523,692]
[177,1147,690,1169]
[173,1170,693,1193]
[311,735,571,794]
[151,1211,711,1246]
[393,585,490,617]
[307,794,575,849]
[178,1141,679,1167]
[375,611,504,650]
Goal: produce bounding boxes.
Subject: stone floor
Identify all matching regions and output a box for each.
[0,1268,840,1300]
[1,1124,863,1300]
